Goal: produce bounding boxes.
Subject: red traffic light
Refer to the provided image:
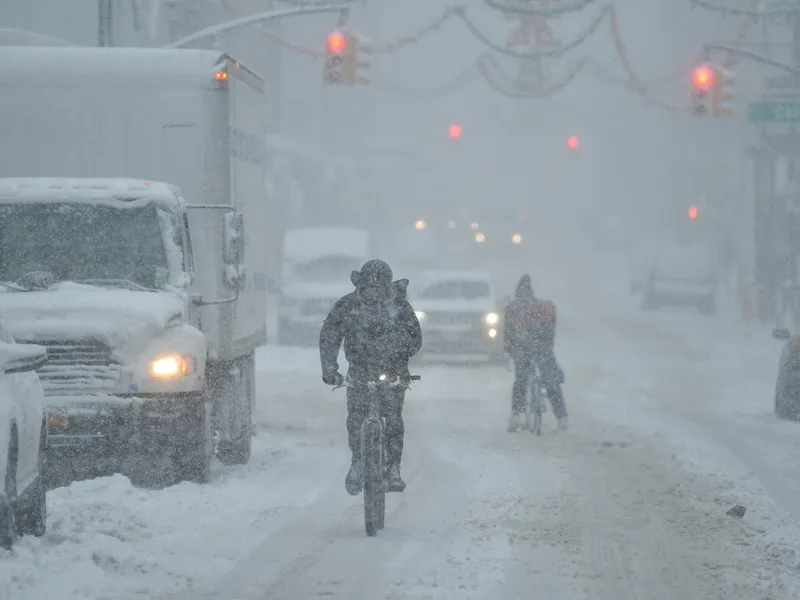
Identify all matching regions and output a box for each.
[688,205,698,220]
[693,65,713,90]
[567,135,579,149]
[448,124,462,138]
[327,30,347,54]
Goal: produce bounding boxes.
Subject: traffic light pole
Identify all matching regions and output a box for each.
[164,3,349,49]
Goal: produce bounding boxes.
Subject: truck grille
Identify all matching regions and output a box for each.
[23,339,121,395]
[425,312,482,327]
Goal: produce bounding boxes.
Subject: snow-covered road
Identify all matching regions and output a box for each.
[3,266,800,599]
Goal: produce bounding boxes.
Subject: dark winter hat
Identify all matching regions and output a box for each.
[515,274,534,298]
[351,259,393,288]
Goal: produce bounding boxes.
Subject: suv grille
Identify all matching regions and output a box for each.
[22,339,121,395]
[425,312,482,327]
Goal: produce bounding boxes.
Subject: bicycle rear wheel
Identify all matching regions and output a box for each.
[362,423,383,537]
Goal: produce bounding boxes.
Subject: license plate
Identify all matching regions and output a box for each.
[47,413,69,427]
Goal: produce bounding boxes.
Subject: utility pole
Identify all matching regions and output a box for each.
[98,0,113,46]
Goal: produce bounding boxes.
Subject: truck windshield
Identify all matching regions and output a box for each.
[0,201,171,290]
[292,255,363,282]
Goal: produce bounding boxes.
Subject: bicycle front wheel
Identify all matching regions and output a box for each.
[362,423,383,537]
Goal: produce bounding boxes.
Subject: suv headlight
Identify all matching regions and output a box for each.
[148,354,192,379]
[484,312,499,325]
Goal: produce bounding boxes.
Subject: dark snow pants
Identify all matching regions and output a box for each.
[512,350,567,419]
[346,385,405,467]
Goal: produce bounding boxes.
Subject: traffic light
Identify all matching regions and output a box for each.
[449,124,462,138]
[688,205,698,220]
[690,64,713,116]
[323,30,347,84]
[711,66,735,117]
[341,34,371,85]
[324,31,371,85]
[567,135,579,149]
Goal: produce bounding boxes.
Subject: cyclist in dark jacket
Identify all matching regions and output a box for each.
[320,259,422,495]
[503,274,568,432]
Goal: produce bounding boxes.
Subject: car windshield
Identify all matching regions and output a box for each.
[292,255,363,282]
[0,201,171,290]
[420,280,491,300]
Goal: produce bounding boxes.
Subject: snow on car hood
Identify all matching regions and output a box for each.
[281,280,354,301]
[412,296,498,313]
[0,282,185,350]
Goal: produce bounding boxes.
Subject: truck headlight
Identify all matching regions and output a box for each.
[149,354,191,379]
[484,312,499,325]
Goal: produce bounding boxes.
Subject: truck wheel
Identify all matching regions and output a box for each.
[175,394,213,484]
[217,353,254,465]
[1,435,18,550]
[17,423,46,537]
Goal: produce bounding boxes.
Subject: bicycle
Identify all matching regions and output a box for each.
[333,372,421,537]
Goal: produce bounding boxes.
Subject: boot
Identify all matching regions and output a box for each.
[386,463,406,492]
[345,456,362,496]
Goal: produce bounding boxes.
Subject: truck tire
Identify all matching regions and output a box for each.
[17,422,46,537]
[217,353,254,465]
[175,394,213,484]
[1,433,18,550]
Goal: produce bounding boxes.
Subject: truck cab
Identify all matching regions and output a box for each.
[0,178,249,486]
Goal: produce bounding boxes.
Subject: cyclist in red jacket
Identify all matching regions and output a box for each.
[503,274,568,432]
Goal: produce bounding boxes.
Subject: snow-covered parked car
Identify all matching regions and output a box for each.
[640,245,717,314]
[0,318,48,549]
[412,270,505,363]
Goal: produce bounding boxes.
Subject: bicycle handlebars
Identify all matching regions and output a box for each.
[332,374,421,391]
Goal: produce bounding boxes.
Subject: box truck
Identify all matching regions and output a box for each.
[0,46,268,485]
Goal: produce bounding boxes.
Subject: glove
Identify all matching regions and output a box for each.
[322,370,344,386]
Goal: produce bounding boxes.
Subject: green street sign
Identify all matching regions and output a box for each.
[749,101,800,123]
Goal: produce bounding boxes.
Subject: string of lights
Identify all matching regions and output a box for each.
[690,0,800,20]
[365,8,459,54]
[455,4,611,59]
[484,0,599,18]
[247,1,756,107]
[476,53,588,97]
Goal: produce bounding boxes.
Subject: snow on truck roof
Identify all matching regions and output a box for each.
[0,46,261,87]
[0,177,184,209]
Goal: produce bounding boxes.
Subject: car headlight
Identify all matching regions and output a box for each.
[415,311,426,320]
[484,312,499,325]
[149,354,191,379]
[511,233,522,244]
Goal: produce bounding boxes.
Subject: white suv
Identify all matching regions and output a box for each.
[0,318,48,549]
[411,270,505,363]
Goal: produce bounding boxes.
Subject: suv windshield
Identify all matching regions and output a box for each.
[0,201,171,290]
[292,255,363,282]
[420,280,491,300]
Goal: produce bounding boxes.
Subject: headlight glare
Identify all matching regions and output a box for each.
[149,354,190,379]
[485,312,499,325]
